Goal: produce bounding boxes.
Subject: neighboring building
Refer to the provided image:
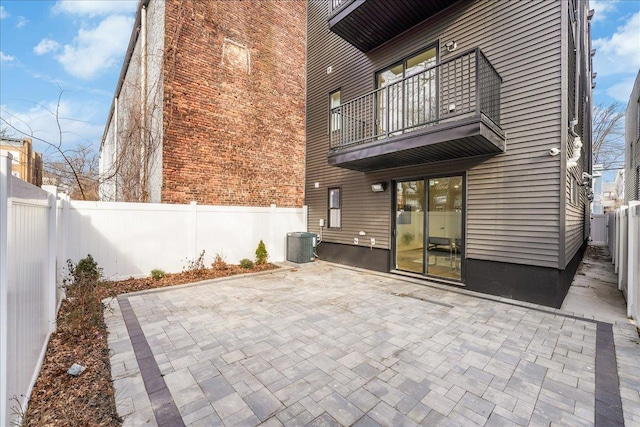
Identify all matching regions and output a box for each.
[0,136,42,186]
[601,170,625,213]
[625,70,640,202]
[99,0,306,206]
[306,0,594,307]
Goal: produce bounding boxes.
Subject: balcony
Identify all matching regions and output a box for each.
[329,0,460,52]
[328,48,506,172]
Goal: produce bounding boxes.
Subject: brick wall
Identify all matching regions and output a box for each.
[162,0,306,207]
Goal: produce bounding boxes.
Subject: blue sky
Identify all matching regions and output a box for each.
[0,0,639,159]
[0,0,137,157]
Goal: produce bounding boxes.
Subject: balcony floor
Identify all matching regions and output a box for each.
[328,114,506,172]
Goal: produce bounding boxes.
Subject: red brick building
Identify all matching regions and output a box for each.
[100,0,306,207]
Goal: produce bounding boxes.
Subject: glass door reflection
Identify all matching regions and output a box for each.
[395,180,425,273]
[426,176,462,280]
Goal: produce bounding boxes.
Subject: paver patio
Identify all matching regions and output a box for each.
[105,257,640,426]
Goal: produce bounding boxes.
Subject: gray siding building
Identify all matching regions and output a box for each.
[625,71,640,203]
[306,0,594,307]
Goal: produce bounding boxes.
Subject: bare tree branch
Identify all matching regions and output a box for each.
[1,91,91,199]
[592,102,625,170]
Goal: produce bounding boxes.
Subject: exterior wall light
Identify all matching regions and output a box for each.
[445,41,457,52]
[371,183,386,192]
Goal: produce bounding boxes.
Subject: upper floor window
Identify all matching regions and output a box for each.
[330,90,341,133]
[376,46,437,135]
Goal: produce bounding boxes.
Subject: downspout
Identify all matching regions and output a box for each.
[574,7,581,132]
[140,4,148,201]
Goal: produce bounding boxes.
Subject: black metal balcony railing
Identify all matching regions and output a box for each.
[330,48,501,151]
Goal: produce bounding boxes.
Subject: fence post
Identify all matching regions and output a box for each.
[190,201,198,260]
[627,202,640,320]
[303,205,309,232]
[59,194,70,303]
[0,151,13,425]
[42,186,58,332]
[618,206,628,293]
[614,209,620,271]
[269,204,277,261]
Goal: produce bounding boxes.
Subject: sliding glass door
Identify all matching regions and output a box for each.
[395,180,425,273]
[395,175,463,280]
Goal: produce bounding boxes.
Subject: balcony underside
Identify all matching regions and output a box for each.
[329,0,460,52]
[327,114,505,172]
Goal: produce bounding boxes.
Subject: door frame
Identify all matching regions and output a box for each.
[392,172,466,282]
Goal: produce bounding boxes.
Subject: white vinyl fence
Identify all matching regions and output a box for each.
[608,203,640,325]
[1,153,59,426]
[589,213,608,246]
[66,201,307,280]
[0,151,307,424]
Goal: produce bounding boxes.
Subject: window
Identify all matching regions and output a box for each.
[570,178,578,205]
[376,46,437,135]
[328,187,341,228]
[330,90,341,132]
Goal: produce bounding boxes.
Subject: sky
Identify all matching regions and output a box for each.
[0,0,639,160]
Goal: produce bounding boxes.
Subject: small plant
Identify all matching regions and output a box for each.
[68,254,102,284]
[212,252,228,270]
[151,269,166,280]
[183,250,206,272]
[255,240,269,265]
[61,255,105,332]
[239,258,254,269]
[10,395,28,427]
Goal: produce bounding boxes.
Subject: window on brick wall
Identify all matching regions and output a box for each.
[328,187,341,228]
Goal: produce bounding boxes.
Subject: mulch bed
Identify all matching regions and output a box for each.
[23,263,278,426]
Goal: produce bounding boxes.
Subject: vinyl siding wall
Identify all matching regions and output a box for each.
[625,72,640,203]
[564,0,592,267]
[307,0,566,269]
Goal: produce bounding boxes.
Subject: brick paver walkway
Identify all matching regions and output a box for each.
[105,259,640,426]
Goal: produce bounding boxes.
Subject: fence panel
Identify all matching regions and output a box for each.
[608,212,616,261]
[618,207,629,296]
[67,201,194,281]
[590,213,608,246]
[67,201,306,280]
[628,202,640,322]
[1,153,56,427]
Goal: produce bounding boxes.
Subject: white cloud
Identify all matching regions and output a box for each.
[56,15,134,80]
[16,16,28,28]
[606,76,637,103]
[590,0,619,23]
[1,100,104,151]
[593,11,640,77]
[53,0,137,17]
[0,6,8,19]
[34,38,60,55]
[0,51,15,62]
